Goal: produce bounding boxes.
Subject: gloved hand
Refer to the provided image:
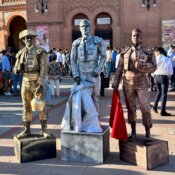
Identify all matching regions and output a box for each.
[35,85,44,95]
[74,76,80,85]
[91,71,99,78]
[20,63,25,72]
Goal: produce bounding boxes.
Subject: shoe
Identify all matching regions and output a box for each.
[152,106,158,113]
[128,134,136,142]
[5,92,13,96]
[145,137,152,146]
[160,111,171,116]
[169,89,175,91]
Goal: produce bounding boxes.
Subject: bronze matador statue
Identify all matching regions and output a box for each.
[112,29,157,145]
[14,29,50,138]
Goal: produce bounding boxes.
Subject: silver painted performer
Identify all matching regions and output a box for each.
[61,19,105,132]
[71,19,106,111]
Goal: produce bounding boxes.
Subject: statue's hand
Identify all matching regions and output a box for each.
[111,83,118,92]
[35,85,44,95]
[74,76,81,85]
[91,71,99,78]
[20,63,25,72]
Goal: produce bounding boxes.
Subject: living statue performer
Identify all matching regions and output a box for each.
[61,19,106,132]
[14,29,50,138]
[112,28,157,145]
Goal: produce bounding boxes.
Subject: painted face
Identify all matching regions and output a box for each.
[131,30,142,46]
[23,36,34,48]
[80,21,91,37]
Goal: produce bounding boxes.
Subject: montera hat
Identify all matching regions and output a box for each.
[19,29,37,39]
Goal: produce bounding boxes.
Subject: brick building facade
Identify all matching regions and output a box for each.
[1,0,175,51]
[0,0,26,51]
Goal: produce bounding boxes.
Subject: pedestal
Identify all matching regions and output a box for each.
[14,134,57,163]
[119,136,169,170]
[61,125,109,164]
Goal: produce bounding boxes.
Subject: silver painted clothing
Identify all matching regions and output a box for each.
[61,81,102,133]
[70,35,105,110]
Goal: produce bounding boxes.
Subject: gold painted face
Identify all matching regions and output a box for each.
[23,36,34,48]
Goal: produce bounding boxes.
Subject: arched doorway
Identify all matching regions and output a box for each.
[95,13,112,48]
[72,14,88,41]
[8,16,27,52]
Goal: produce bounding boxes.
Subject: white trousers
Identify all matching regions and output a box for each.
[49,79,60,96]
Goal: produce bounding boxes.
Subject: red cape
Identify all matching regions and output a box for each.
[109,90,128,141]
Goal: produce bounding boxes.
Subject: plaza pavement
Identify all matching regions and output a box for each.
[0,76,175,175]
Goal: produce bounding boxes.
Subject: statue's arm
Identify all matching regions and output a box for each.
[37,49,48,86]
[111,55,124,90]
[70,43,79,78]
[94,37,106,74]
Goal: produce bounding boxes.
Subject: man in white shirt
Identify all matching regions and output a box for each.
[152,47,173,116]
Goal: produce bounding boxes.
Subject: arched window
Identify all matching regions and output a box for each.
[95,13,112,48]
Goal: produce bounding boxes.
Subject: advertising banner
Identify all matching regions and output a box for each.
[162,20,175,48]
[35,26,49,52]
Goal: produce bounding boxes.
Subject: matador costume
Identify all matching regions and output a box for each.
[112,45,157,128]
[14,29,49,138]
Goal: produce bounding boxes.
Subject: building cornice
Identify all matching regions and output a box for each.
[0,0,26,7]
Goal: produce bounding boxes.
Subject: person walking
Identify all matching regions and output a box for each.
[48,54,61,97]
[152,47,173,116]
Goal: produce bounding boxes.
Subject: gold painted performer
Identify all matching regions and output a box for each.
[14,29,50,138]
[112,29,157,145]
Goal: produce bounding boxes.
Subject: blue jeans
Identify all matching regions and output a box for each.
[45,81,51,103]
[153,75,169,112]
[13,73,23,95]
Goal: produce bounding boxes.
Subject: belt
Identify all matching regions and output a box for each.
[23,73,39,80]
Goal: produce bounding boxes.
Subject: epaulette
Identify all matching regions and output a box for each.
[16,47,26,58]
[93,36,103,45]
[72,38,81,47]
[121,46,131,55]
[143,46,153,55]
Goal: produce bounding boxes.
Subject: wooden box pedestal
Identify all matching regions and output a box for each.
[119,136,169,170]
[14,134,56,163]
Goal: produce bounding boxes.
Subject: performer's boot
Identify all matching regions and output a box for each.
[17,121,31,138]
[145,126,152,146]
[40,120,51,138]
[128,121,136,142]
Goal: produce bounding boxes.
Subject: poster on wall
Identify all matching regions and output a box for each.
[162,20,175,48]
[35,26,49,52]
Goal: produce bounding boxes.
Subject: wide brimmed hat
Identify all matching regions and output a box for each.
[0,49,7,54]
[19,29,37,39]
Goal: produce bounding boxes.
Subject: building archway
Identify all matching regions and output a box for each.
[95,13,112,48]
[8,16,27,52]
[72,14,88,41]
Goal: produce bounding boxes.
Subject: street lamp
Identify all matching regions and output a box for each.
[35,0,48,14]
[141,0,156,10]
